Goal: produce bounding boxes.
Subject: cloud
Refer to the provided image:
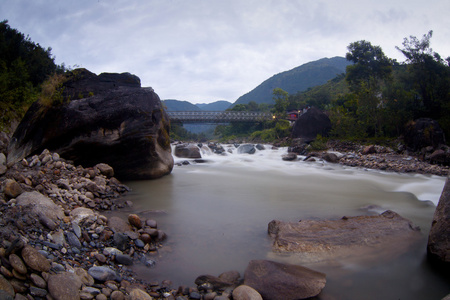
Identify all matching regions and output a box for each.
[1,0,449,103]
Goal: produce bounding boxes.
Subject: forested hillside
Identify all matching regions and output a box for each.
[233,57,351,106]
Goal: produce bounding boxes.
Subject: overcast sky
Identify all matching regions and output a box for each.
[2,0,449,104]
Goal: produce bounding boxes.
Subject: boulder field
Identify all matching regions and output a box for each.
[7,69,173,180]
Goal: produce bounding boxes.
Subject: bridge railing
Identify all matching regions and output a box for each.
[167,111,273,123]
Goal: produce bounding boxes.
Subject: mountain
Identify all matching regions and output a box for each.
[234,56,352,106]
[162,99,201,111]
[196,100,232,111]
[162,99,232,111]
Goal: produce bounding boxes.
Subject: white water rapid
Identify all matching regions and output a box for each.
[114,144,448,300]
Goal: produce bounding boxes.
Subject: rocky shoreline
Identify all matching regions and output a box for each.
[1,138,449,299]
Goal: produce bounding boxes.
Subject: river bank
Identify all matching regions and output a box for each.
[1,137,449,299]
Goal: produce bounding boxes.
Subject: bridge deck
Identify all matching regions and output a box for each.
[167,111,273,123]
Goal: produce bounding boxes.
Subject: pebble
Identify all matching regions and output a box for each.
[88,266,120,282]
[8,254,27,275]
[134,239,145,248]
[115,254,133,266]
[21,245,50,272]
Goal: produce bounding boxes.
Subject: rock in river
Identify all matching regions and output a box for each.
[7,68,173,180]
[244,260,326,300]
[268,210,422,265]
[427,178,450,264]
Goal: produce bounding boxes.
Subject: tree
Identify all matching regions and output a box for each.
[345,40,393,92]
[271,88,289,119]
[395,30,450,119]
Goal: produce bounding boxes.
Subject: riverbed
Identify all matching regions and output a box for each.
[117,145,449,299]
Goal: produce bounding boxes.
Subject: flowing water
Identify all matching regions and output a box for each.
[114,145,449,299]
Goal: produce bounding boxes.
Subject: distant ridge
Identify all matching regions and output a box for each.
[162,99,201,111]
[234,56,351,106]
[162,99,231,111]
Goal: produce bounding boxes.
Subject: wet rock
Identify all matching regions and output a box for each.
[232,285,263,300]
[146,219,157,228]
[115,254,133,265]
[128,214,142,229]
[322,152,339,163]
[21,245,50,272]
[174,143,202,159]
[30,286,48,297]
[195,274,235,291]
[255,144,265,151]
[268,211,422,265]
[427,178,450,264]
[88,266,120,282]
[281,153,297,161]
[48,272,82,300]
[218,270,240,284]
[237,144,256,155]
[244,260,326,300]
[3,179,22,198]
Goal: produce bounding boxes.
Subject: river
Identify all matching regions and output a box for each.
[115,144,449,299]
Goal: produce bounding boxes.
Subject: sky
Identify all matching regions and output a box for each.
[1,0,449,104]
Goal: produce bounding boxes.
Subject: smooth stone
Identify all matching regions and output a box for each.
[70,207,95,224]
[103,247,123,256]
[30,286,48,297]
[21,245,50,272]
[15,191,64,223]
[134,239,145,248]
[88,266,120,282]
[113,232,128,251]
[244,260,326,300]
[128,214,142,229]
[66,231,82,249]
[8,254,27,275]
[0,274,15,298]
[75,267,95,286]
[145,219,157,228]
[115,254,133,266]
[30,273,47,288]
[51,229,67,246]
[108,216,131,233]
[4,179,23,198]
[129,288,153,300]
[48,272,82,300]
[73,223,82,238]
[232,285,263,300]
[110,290,125,300]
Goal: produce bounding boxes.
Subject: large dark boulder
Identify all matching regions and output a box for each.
[291,107,331,142]
[244,260,326,300]
[404,118,446,152]
[427,178,450,264]
[7,69,173,180]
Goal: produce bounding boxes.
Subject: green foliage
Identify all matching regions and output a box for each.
[308,135,328,151]
[0,20,64,130]
[250,120,291,142]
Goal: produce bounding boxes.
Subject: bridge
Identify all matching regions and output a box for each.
[167,111,274,123]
